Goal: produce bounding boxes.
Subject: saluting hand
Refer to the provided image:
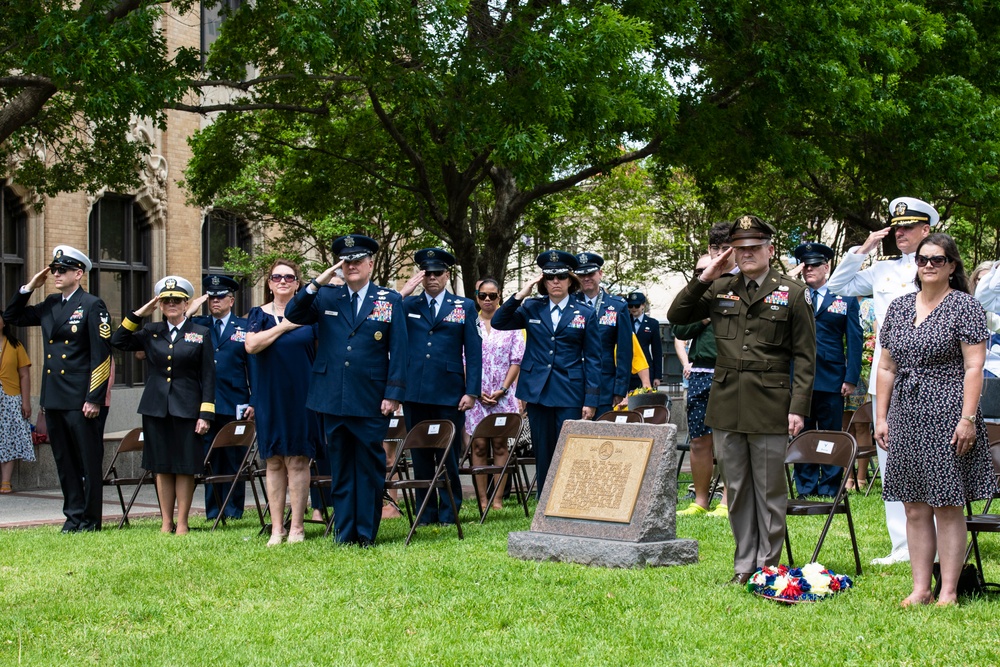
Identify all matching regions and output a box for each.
[515,274,543,300]
[400,270,425,298]
[26,267,49,291]
[314,260,345,287]
[134,295,161,318]
[186,293,209,317]
[697,248,734,283]
[857,228,892,255]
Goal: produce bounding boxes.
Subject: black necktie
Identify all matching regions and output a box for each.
[429,297,437,320]
[551,305,561,327]
[170,327,178,342]
[351,292,360,322]
[215,319,223,343]
[747,280,758,299]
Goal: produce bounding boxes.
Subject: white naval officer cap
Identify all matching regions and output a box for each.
[154,276,195,300]
[49,245,93,273]
[888,197,939,227]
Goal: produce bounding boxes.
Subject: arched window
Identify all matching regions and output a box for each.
[0,185,26,309]
[89,194,151,387]
[202,210,252,315]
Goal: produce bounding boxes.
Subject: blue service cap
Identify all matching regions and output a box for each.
[203,274,240,296]
[573,252,605,275]
[415,247,455,272]
[626,291,646,306]
[793,242,834,266]
[333,234,379,261]
[536,250,579,275]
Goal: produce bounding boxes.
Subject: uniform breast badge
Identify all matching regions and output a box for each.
[827,298,848,315]
[569,314,587,329]
[230,329,247,343]
[184,332,205,344]
[598,308,618,327]
[368,300,393,322]
[443,305,466,324]
[763,291,789,307]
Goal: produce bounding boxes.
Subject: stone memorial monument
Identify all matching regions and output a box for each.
[508,419,698,568]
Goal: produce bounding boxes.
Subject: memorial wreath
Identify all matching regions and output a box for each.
[747,563,853,603]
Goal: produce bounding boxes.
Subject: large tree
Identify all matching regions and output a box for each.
[1,1,201,196]
[182,0,674,292]
[664,0,1000,239]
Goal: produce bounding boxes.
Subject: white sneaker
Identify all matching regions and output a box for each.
[871,546,910,565]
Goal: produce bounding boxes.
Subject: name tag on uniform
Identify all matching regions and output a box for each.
[408,313,421,319]
[529,319,542,324]
[325,310,338,316]
[717,293,740,309]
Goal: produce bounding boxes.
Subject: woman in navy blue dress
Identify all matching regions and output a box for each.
[245,259,324,546]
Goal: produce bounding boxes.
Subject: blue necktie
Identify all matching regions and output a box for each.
[215,319,223,344]
[351,291,360,322]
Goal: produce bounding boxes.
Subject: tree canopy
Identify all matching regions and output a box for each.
[0,1,201,196]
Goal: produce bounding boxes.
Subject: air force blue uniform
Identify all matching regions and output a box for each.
[572,290,631,415]
[793,243,863,497]
[191,311,252,519]
[403,290,482,523]
[286,271,407,545]
[493,290,602,496]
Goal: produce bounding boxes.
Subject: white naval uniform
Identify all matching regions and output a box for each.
[827,247,918,555]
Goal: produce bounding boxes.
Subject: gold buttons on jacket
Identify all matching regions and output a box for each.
[61,354,66,359]
[166,367,171,372]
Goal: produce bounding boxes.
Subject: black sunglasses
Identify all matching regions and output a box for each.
[424,270,446,277]
[915,255,951,268]
[544,273,570,281]
[270,273,297,283]
[160,297,184,305]
[477,292,500,301]
[50,267,70,275]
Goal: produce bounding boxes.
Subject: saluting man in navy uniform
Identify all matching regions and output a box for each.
[793,242,862,498]
[493,250,602,496]
[399,248,481,525]
[187,275,254,520]
[3,245,113,532]
[285,234,407,547]
[572,252,631,415]
[626,291,663,391]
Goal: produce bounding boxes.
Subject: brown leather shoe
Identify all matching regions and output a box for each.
[728,572,753,585]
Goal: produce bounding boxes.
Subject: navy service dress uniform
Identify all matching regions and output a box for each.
[191,275,253,519]
[627,291,663,390]
[493,250,602,496]
[285,234,407,546]
[792,243,862,497]
[668,216,815,579]
[2,245,113,532]
[111,277,216,475]
[402,248,482,525]
[572,252,631,416]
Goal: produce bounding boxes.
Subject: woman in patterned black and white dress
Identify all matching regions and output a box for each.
[875,233,998,607]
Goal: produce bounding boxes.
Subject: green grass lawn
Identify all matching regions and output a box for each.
[4,487,1000,666]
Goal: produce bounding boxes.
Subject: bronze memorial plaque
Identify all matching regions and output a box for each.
[543,435,654,523]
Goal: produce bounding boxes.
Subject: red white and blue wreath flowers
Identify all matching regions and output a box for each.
[747,563,853,603]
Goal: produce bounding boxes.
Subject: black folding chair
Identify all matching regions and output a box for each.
[459,412,528,523]
[636,404,669,425]
[784,430,862,575]
[596,410,644,423]
[384,420,463,545]
[102,428,156,529]
[198,420,266,531]
[845,401,880,495]
[965,442,1000,591]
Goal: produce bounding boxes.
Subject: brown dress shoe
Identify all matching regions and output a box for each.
[728,572,753,585]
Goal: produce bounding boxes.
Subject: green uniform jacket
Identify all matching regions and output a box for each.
[667,268,815,434]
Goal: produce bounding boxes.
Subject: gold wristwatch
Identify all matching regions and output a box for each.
[961,415,977,424]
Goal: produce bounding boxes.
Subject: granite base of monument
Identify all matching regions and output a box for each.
[508,420,698,568]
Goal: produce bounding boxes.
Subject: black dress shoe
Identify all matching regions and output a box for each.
[61,521,80,534]
[78,524,102,532]
[728,573,753,586]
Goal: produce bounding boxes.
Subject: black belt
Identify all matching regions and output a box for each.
[715,356,790,373]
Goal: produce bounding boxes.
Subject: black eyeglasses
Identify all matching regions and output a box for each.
[544,273,570,281]
[424,270,445,277]
[477,292,500,301]
[50,267,70,275]
[270,274,297,283]
[915,255,951,268]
